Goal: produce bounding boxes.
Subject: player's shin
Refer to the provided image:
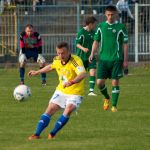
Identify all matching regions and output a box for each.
[35,113,51,136]
[99,85,110,99]
[89,76,96,92]
[50,114,69,137]
[112,86,120,107]
[40,67,46,84]
[19,67,25,83]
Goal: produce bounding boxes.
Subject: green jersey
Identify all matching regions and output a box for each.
[94,21,128,61]
[76,27,95,61]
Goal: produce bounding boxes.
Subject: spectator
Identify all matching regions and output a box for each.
[116,0,134,33]
[33,0,43,12]
[81,0,98,15]
[0,0,4,14]
[116,0,134,21]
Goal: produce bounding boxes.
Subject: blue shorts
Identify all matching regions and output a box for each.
[25,49,38,62]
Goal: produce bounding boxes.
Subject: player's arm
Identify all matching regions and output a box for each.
[35,32,42,54]
[89,26,101,62]
[28,64,53,77]
[63,72,86,88]
[89,40,99,62]
[20,32,26,54]
[76,44,88,53]
[123,43,128,69]
[76,32,88,53]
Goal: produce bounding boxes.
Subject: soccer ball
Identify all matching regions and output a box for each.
[13,85,31,101]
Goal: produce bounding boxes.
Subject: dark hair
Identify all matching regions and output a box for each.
[105,5,117,12]
[25,24,33,29]
[85,16,97,25]
[57,42,69,50]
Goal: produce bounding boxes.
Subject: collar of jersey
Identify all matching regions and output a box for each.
[61,54,71,65]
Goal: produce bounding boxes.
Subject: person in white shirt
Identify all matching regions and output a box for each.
[116,0,134,33]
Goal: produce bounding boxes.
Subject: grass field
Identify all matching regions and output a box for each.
[0,66,150,150]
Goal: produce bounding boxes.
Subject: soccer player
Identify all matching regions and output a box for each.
[28,42,86,140]
[19,24,46,85]
[76,16,97,96]
[89,5,128,112]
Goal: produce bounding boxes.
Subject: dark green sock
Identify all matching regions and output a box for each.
[112,86,120,107]
[89,76,96,92]
[99,85,110,99]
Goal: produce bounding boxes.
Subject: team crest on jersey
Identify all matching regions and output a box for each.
[76,66,84,73]
[112,29,116,33]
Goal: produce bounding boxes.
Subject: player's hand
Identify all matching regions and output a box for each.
[28,70,39,77]
[83,48,89,53]
[63,81,74,88]
[37,54,46,64]
[123,61,128,75]
[89,53,94,63]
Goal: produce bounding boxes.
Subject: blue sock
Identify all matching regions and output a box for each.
[40,67,46,81]
[19,67,25,81]
[50,115,69,136]
[35,113,51,136]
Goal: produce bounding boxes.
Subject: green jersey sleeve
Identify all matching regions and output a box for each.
[94,25,101,42]
[122,25,128,43]
[76,30,84,45]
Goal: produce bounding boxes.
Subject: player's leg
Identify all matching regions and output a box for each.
[49,95,83,139]
[36,55,46,85]
[19,53,27,84]
[88,68,97,96]
[39,63,46,85]
[88,58,97,96]
[28,103,60,140]
[48,104,74,139]
[111,79,119,112]
[97,61,110,110]
[111,61,123,112]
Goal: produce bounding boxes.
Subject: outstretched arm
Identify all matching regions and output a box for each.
[89,41,99,62]
[28,64,53,77]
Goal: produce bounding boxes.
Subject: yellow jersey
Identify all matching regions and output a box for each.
[51,54,86,96]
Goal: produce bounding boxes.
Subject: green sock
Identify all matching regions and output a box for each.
[99,85,110,99]
[89,76,96,92]
[112,86,120,107]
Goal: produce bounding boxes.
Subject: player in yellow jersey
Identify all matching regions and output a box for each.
[28,42,86,140]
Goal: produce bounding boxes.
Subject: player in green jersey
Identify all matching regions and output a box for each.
[89,5,128,112]
[76,16,97,96]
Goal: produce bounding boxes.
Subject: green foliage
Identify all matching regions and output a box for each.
[0,67,150,150]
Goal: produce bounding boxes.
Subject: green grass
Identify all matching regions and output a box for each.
[0,66,150,150]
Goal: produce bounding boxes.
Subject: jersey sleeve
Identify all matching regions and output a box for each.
[76,30,84,45]
[94,25,101,42]
[34,32,42,54]
[71,56,86,75]
[20,32,25,48]
[122,25,128,43]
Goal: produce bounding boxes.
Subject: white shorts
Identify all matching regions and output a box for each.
[50,90,83,109]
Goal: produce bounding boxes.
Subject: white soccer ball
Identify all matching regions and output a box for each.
[13,85,31,101]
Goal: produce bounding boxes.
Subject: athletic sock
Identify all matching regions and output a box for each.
[89,76,96,92]
[40,67,46,82]
[50,114,69,137]
[112,86,120,107]
[35,113,50,136]
[19,67,25,81]
[99,85,110,99]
